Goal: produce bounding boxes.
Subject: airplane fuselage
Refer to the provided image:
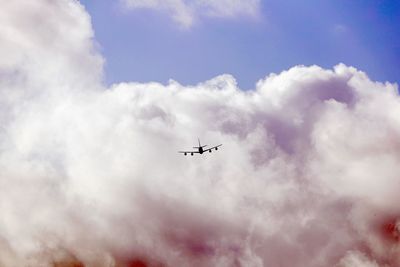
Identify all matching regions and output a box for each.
[199,147,204,154]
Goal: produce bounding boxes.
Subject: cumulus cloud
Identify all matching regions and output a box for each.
[1,0,400,266]
[121,0,260,28]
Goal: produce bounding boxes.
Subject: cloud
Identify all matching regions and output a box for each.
[333,24,348,34]
[121,0,261,28]
[1,0,400,266]
[0,1,103,87]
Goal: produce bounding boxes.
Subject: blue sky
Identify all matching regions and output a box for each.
[80,0,400,89]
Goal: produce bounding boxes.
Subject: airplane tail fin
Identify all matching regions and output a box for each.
[193,138,207,148]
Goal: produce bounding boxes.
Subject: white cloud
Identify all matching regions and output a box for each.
[1,0,400,266]
[122,0,260,28]
[0,1,103,87]
[337,252,379,267]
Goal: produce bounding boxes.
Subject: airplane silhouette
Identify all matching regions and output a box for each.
[179,138,222,156]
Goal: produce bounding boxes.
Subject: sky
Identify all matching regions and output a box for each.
[1,1,400,267]
[81,0,400,89]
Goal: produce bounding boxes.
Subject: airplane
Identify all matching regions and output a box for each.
[179,138,222,156]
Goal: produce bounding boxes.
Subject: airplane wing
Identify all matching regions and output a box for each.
[178,151,200,155]
[204,144,222,152]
